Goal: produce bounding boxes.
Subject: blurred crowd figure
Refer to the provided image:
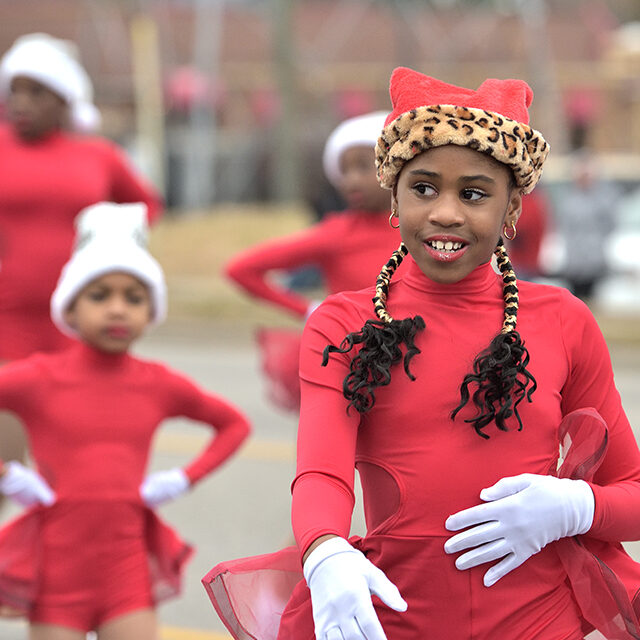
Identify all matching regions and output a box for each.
[0,203,249,639]
[504,150,629,306]
[504,189,550,282]
[553,152,621,301]
[225,111,404,412]
[0,33,162,502]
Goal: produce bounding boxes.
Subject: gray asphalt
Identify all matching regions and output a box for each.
[1,319,639,638]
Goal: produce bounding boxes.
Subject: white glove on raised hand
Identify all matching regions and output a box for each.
[444,474,594,587]
[0,461,55,507]
[139,468,190,507]
[304,536,407,640]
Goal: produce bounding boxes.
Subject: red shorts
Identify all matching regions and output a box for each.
[29,501,153,631]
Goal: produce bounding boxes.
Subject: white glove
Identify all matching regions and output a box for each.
[303,537,407,640]
[444,473,594,587]
[139,468,190,507]
[0,461,55,507]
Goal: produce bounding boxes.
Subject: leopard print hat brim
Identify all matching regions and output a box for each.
[375,104,549,194]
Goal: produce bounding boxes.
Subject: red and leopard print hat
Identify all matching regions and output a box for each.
[375,67,549,194]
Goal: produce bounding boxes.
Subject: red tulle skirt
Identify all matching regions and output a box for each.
[202,409,640,640]
[256,328,301,413]
[0,500,193,616]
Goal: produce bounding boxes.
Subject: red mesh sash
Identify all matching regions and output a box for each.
[551,408,640,640]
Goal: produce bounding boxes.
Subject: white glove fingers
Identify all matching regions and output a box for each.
[483,553,522,587]
[355,608,389,640]
[479,474,534,501]
[325,627,345,640]
[368,568,408,612]
[0,461,56,507]
[333,616,370,640]
[139,468,189,507]
[38,484,56,506]
[453,538,510,571]
[445,499,506,532]
[306,538,404,640]
[444,520,501,554]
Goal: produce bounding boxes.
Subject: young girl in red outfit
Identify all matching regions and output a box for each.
[0,33,163,475]
[204,68,640,640]
[0,202,250,640]
[0,33,162,360]
[226,111,404,410]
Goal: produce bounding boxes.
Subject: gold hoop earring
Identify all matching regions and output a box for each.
[389,206,400,229]
[503,221,517,241]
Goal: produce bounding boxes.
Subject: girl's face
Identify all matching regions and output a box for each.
[7,76,67,140]
[64,272,152,353]
[338,145,391,212]
[394,145,521,284]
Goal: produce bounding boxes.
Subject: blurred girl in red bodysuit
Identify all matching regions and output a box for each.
[204,68,640,640]
[0,33,162,473]
[0,202,249,639]
[225,111,404,411]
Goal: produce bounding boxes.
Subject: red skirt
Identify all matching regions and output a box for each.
[0,500,193,617]
[256,328,301,413]
[201,409,640,640]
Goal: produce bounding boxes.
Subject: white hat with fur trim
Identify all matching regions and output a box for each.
[0,33,101,132]
[51,202,167,337]
[322,111,389,187]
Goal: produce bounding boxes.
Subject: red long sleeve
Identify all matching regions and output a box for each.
[103,139,163,223]
[0,342,250,501]
[225,210,402,317]
[292,294,364,552]
[291,258,640,557]
[558,296,640,540]
[226,230,320,317]
[162,370,251,483]
[0,124,163,358]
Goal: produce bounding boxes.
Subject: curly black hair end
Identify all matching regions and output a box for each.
[450,330,537,439]
[322,315,426,414]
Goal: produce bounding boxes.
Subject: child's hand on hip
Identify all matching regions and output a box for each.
[0,461,56,507]
[139,468,190,507]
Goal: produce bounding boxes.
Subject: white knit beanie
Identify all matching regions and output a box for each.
[51,202,167,338]
[0,33,101,132]
[322,111,389,187]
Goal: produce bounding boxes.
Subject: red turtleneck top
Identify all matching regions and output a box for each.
[225,210,403,317]
[286,258,640,639]
[0,124,163,359]
[0,342,250,501]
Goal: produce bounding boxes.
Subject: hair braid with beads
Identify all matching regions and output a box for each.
[450,238,537,438]
[322,243,425,413]
[323,239,537,438]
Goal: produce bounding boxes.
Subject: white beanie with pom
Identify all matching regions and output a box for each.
[322,111,388,187]
[51,202,167,338]
[0,33,101,132]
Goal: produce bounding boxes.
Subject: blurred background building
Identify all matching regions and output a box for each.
[1,0,640,309]
[1,0,639,207]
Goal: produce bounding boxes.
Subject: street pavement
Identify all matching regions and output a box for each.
[1,318,639,639]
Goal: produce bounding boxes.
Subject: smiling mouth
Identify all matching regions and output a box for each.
[425,239,466,253]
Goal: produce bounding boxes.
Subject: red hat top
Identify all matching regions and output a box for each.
[386,67,534,126]
[376,67,549,194]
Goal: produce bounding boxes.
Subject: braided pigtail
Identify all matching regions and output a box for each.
[451,239,537,438]
[322,244,425,413]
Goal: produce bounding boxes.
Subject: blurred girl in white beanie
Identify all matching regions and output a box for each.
[0,202,250,639]
[0,33,163,488]
[225,111,405,412]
